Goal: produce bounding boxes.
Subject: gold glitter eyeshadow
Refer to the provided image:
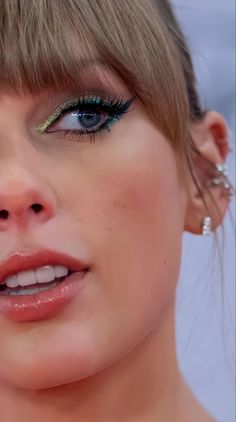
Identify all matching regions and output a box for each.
[37,99,83,134]
[36,95,133,139]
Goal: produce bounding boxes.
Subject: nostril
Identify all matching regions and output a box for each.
[31,203,44,213]
[0,209,9,220]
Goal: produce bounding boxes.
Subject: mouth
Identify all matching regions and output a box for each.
[0,250,89,322]
[0,266,75,296]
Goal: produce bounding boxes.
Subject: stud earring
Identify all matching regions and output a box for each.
[202,216,212,236]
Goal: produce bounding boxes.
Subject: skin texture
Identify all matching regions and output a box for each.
[0,67,228,421]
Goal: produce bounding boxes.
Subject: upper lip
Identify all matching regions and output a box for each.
[0,250,88,285]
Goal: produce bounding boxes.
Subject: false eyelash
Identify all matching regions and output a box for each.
[56,95,133,119]
[38,94,134,141]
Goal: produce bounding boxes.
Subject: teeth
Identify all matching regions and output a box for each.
[8,282,58,296]
[35,266,56,284]
[55,265,68,278]
[4,265,69,289]
[18,270,37,287]
[5,275,18,289]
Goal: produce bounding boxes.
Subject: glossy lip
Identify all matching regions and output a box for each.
[0,250,88,285]
[0,250,89,323]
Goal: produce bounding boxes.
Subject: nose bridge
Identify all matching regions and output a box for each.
[0,95,57,231]
[0,161,57,231]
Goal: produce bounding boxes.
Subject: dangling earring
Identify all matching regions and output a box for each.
[202,216,212,236]
[211,163,233,195]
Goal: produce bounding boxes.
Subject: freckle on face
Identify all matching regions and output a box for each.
[0,82,186,390]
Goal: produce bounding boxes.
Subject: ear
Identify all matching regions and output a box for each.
[184,111,232,235]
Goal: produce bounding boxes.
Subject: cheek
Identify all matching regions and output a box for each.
[0,122,186,390]
[73,131,186,375]
[101,158,183,320]
[62,126,185,323]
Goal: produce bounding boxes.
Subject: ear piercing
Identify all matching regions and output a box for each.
[210,163,233,194]
[202,216,212,236]
[202,162,234,236]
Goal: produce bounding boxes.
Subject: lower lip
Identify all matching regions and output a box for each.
[0,271,87,323]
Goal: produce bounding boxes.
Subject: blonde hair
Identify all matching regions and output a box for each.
[0,0,204,163]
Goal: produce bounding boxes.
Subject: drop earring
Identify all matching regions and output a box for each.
[202,216,212,236]
[210,163,233,195]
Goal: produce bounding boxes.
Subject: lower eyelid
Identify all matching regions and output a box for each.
[49,111,109,132]
[38,96,133,135]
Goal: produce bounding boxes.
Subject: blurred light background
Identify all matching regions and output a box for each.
[172,1,235,421]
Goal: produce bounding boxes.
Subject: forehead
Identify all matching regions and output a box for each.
[0,0,152,95]
[0,0,102,94]
[0,0,189,155]
[0,64,132,111]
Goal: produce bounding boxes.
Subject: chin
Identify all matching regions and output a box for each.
[2,346,100,390]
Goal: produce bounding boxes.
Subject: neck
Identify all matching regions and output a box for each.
[0,304,209,422]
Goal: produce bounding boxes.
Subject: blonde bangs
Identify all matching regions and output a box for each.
[0,0,190,152]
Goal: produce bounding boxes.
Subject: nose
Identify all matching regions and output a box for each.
[0,179,56,231]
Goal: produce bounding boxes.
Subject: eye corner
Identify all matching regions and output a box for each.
[36,93,133,142]
[36,124,47,135]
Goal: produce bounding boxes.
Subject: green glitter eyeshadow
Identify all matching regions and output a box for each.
[36,94,133,139]
[37,96,104,134]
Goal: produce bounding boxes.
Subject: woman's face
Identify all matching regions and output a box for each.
[0,65,187,389]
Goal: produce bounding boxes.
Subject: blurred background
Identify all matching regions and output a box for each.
[172,1,235,422]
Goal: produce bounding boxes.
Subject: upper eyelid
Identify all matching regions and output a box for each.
[37,99,82,134]
[36,94,132,134]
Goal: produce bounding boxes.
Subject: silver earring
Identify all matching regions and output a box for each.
[211,163,232,192]
[202,216,212,236]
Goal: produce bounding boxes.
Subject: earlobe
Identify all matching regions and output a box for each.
[184,111,233,235]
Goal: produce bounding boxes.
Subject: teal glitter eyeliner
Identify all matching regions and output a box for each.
[37,94,133,138]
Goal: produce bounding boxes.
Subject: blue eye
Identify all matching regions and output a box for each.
[51,107,108,133]
[40,95,133,141]
[78,110,102,129]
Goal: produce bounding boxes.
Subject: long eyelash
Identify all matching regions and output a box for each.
[62,116,120,143]
[37,94,134,139]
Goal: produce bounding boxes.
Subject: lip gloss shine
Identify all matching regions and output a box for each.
[0,250,89,322]
[0,270,87,322]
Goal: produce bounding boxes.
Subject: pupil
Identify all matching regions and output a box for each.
[79,110,101,129]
